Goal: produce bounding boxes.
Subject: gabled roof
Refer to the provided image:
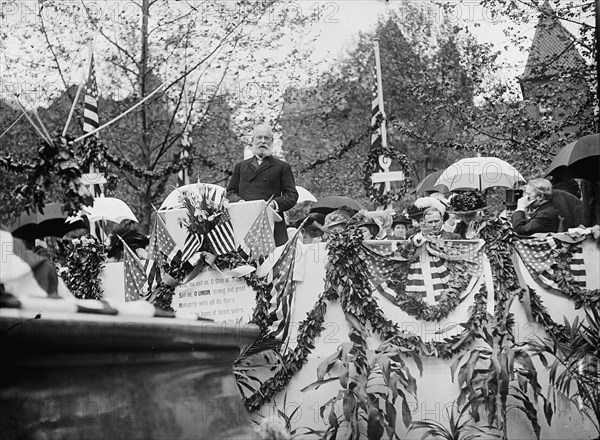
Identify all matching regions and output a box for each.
[521,0,586,80]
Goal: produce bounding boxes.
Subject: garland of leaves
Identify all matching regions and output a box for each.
[363,128,412,206]
[2,136,94,215]
[297,127,370,175]
[243,227,489,410]
[382,249,473,321]
[61,235,106,300]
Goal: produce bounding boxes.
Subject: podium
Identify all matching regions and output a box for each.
[159,199,281,249]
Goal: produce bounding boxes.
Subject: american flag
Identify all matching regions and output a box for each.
[426,241,484,277]
[145,214,179,291]
[266,229,302,341]
[181,232,202,263]
[207,209,236,256]
[514,237,586,293]
[363,241,483,305]
[83,53,99,135]
[122,241,147,301]
[243,204,276,262]
[370,42,388,197]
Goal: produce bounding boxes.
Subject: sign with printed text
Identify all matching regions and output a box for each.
[172,268,255,324]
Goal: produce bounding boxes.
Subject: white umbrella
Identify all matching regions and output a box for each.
[435,157,525,191]
[296,186,317,204]
[84,197,138,223]
[159,183,225,210]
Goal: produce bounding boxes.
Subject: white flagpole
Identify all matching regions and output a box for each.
[373,39,391,195]
[373,39,387,144]
[63,44,92,137]
[14,98,51,143]
[72,82,167,143]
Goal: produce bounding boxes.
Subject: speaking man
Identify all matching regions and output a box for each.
[226,123,298,246]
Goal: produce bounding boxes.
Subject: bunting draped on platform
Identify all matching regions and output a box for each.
[363,239,484,321]
[514,235,587,293]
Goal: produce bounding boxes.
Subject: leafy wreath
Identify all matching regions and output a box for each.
[363,142,412,207]
[390,255,473,321]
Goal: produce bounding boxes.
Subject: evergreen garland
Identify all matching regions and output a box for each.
[61,235,106,300]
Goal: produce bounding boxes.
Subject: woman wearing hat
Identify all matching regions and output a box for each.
[447,190,487,239]
[389,215,413,240]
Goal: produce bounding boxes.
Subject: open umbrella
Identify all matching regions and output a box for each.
[296,186,317,204]
[309,195,365,215]
[545,133,600,182]
[159,183,226,210]
[11,203,87,241]
[414,170,449,194]
[435,157,525,191]
[84,197,138,224]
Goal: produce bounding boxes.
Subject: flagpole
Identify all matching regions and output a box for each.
[63,44,92,137]
[14,98,51,143]
[372,39,391,198]
[72,82,166,143]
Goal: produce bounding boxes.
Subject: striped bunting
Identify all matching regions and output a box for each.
[362,241,482,306]
[266,229,302,341]
[514,237,586,293]
[83,53,99,135]
[406,253,449,303]
[207,210,236,256]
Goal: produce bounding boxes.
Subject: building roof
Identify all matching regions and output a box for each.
[521,1,586,81]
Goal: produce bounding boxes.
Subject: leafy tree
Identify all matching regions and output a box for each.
[281,6,496,212]
[0,0,320,230]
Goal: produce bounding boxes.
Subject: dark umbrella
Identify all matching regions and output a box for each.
[545,133,600,181]
[413,170,449,195]
[309,196,365,215]
[11,203,88,242]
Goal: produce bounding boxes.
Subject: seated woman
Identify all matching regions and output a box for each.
[512,178,559,235]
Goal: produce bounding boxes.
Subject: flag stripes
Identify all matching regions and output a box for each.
[152,213,180,264]
[515,237,586,292]
[122,241,147,301]
[406,256,450,301]
[207,215,236,256]
[83,53,99,135]
[515,236,586,293]
[362,241,484,305]
[243,205,276,262]
[370,65,385,196]
[267,230,302,341]
[181,232,202,263]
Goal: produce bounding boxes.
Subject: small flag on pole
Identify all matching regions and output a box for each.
[150,213,181,264]
[207,210,236,256]
[370,40,391,197]
[181,232,202,264]
[243,203,276,262]
[266,229,302,341]
[122,240,147,301]
[83,53,99,135]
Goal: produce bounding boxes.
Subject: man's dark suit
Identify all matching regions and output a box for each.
[512,200,559,235]
[226,155,298,246]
